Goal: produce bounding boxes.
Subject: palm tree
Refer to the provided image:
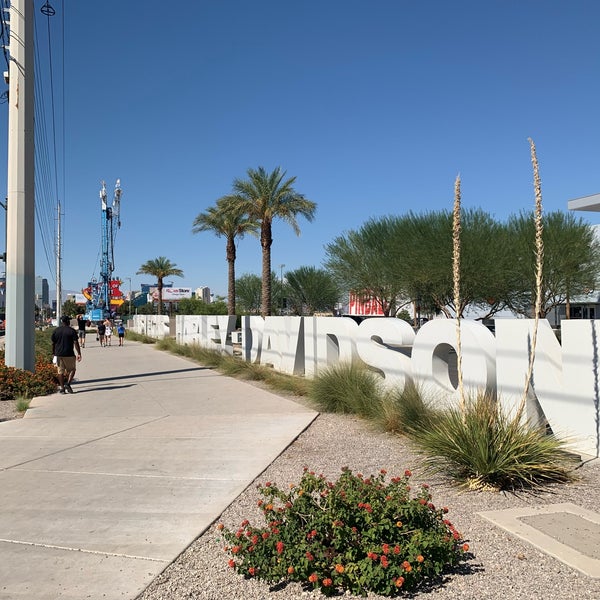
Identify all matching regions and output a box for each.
[136,257,183,315]
[192,197,258,315]
[227,166,316,317]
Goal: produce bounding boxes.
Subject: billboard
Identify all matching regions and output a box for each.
[152,287,192,301]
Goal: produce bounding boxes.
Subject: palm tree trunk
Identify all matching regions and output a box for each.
[227,236,236,315]
[157,277,163,315]
[261,221,273,317]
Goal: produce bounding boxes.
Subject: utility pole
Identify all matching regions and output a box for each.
[56,202,61,322]
[5,0,35,370]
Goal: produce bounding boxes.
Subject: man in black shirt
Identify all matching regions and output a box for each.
[51,315,82,394]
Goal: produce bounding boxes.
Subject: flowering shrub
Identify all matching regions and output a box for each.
[219,468,469,596]
[0,358,57,400]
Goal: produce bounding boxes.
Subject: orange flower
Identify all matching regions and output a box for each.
[216,523,224,531]
[287,566,295,574]
[396,521,403,528]
[228,559,235,568]
[394,576,405,588]
[322,578,332,587]
[402,561,412,572]
[308,573,318,583]
[416,554,424,563]
[335,564,345,573]
[248,567,256,576]
[463,543,470,552]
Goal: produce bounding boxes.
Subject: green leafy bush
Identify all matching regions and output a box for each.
[219,468,468,596]
[0,358,57,400]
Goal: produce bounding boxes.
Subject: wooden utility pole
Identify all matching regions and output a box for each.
[4,0,35,370]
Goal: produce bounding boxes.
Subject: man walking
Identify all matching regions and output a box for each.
[51,315,82,394]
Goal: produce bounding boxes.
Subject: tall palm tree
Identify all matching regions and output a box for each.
[192,197,258,315]
[136,257,183,315]
[227,166,316,316]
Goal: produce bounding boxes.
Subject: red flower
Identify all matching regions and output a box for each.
[231,545,241,554]
[248,566,256,576]
[240,519,249,527]
[322,578,332,587]
[463,543,470,552]
[402,561,412,572]
[276,541,285,554]
[394,576,405,588]
[265,481,272,487]
[228,559,236,568]
[306,551,314,561]
[262,532,270,540]
[367,552,378,561]
[404,469,412,477]
[382,543,390,555]
[308,573,318,583]
[380,555,389,568]
[393,545,401,554]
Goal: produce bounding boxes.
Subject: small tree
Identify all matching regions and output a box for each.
[136,257,183,315]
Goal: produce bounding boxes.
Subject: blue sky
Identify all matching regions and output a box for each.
[2,0,600,298]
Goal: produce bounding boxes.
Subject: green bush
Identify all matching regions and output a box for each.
[406,393,578,490]
[309,362,383,418]
[0,358,57,400]
[219,468,468,596]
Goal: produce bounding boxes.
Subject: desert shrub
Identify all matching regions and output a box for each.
[406,393,578,490]
[309,362,383,418]
[219,468,469,596]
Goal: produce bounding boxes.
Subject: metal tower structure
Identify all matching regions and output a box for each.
[85,180,122,321]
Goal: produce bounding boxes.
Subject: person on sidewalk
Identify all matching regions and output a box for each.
[51,315,82,394]
[104,318,113,346]
[97,320,106,346]
[76,314,88,348]
[117,322,126,346]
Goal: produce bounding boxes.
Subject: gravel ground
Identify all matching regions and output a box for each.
[0,399,23,422]
[137,408,600,600]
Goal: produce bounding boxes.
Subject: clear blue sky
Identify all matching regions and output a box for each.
[2,0,600,298]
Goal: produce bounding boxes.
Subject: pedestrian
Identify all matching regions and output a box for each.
[76,314,87,348]
[117,322,126,346]
[51,315,82,394]
[104,318,113,346]
[97,320,106,346]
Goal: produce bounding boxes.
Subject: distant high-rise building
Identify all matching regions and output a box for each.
[196,286,211,303]
[35,276,49,309]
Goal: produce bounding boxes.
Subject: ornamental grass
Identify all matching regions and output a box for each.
[219,467,469,596]
[405,392,578,491]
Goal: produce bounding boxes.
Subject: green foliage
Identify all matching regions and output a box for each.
[136,257,184,315]
[0,358,57,400]
[126,331,157,344]
[235,273,262,314]
[396,309,412,324]
[0,329,57,400]
[177,297,227,315]
[61,299,79,318]
[15,396,31,412]
[284,266,342,315]
[308,362,383,419]
[219,468,468,596]
[406,393,578,490]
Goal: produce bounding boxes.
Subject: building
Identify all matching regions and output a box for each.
[195,286,211,303]
[35,276,49,309]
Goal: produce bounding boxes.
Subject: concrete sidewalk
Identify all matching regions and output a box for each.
[0,337,317,599]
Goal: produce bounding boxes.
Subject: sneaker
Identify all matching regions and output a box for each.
[65,384,74,394]
[59,388,66,394]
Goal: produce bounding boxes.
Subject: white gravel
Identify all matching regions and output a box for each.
[137,410,600,600]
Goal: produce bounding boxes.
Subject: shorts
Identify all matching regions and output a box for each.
[78,331,86,340]
[56,356,76,375]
